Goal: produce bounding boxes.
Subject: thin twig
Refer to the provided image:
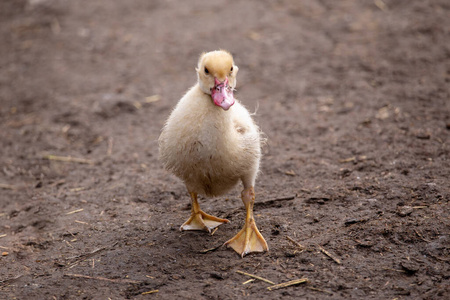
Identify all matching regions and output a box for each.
[66,208,84,215]
[0,183,19,190]
[69,187,87,193]
[414,230,431,243]
[107,137,114,156]
[144,95,161,103]
[308,286,333,295]
[199,244,222,254]
[66,242,118,266]
[236,270,275,285]
[142,290,159,295]
[374,0,388,11]
[267,278,308,290]
[44,155,94,165]
[286,236,305,250]
[339,156,356,163]
[64,273,140,284]
[339,155,367,163]
[243,279,255,285]
[317,245,341,264]
[75,220,89,225]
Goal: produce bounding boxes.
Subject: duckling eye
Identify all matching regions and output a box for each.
[230,66,233,72]
[204,67,209,74]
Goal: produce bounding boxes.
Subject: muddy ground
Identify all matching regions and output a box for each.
[1,0,449,299]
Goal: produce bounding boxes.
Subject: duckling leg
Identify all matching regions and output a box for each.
[225,187,269,257]
[180,192,229,233]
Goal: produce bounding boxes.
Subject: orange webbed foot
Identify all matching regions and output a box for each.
[225,186,268,257]
[180,210,229,233]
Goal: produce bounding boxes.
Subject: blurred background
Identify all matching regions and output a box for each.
[1,0,449,299]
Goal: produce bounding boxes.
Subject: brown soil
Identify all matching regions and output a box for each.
[1,0,449,299]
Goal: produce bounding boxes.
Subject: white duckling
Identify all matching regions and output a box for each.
[159,50,268,257]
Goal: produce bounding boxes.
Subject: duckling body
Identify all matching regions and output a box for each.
[160,84,260,197]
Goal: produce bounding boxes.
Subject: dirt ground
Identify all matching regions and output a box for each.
[1,0,449,299]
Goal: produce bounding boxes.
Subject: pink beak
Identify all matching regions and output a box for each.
[211,77,235,111]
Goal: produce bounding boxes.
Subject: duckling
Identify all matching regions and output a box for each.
[159,50,268,257]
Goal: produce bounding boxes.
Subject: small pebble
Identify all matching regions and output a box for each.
[210,272,224,280]
[2,252,8,256]
[397,206,413,217]
[415,133,430,140]
[400,260,419,274]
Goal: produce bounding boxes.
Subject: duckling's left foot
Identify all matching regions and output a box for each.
[224,186,268,257]
[225,218,268,257]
